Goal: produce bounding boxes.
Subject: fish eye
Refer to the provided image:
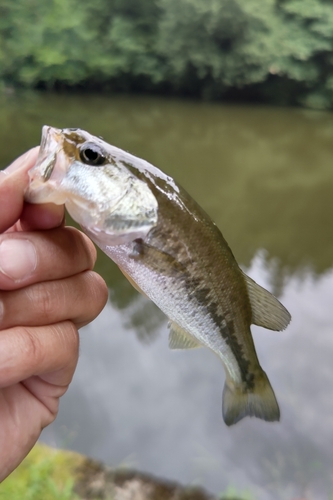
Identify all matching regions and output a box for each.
[79,143,107,166]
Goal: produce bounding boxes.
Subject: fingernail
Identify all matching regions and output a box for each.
[0,239,37,281]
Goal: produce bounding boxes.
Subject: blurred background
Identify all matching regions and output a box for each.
[1,0,333,109]
[1,1,333,500]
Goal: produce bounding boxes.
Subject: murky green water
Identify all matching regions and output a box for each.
[2,92,333,499]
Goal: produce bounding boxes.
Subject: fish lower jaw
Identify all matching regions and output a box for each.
[25,180,68,205]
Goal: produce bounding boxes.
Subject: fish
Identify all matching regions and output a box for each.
[25,125,291,426]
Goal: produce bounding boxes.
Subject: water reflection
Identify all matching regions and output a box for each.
[41,250,333,499]
[2,92,333,277]
[1,93,333,498]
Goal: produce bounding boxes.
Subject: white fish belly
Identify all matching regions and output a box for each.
[103,242,242,383]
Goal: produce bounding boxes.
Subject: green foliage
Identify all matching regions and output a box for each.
[156,0,333,103]
[220,483,256,499]
[0,0,94,87]
[1,0,333,107]
[157,0,275,86]
[0,444,81,500]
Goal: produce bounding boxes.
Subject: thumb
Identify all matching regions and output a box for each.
[0,148,39,233]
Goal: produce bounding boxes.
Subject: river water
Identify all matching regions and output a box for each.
[1,92,333,499]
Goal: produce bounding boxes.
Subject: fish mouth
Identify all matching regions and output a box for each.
[37,125,62,177]
[25,126,68,205]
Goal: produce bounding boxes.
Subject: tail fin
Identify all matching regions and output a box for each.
[222,371,280,426]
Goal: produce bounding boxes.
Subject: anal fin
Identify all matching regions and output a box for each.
[168,321,202,350]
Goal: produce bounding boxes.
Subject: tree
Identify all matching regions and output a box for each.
[1,0,333,108]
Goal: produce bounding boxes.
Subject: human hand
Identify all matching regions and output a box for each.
[0,149,108,481]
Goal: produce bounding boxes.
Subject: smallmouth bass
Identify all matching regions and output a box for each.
[25,126,291,426]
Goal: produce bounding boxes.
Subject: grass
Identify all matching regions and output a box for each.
[220,485,256,500]
[0,443,84,500]
[1,443,258,500]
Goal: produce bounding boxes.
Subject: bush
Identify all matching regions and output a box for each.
[1,0,333,108]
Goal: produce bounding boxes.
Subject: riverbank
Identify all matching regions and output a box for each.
[1,443,246,500]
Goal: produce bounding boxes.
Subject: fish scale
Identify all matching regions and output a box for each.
[25,125,291,426]
[129,214,249,374]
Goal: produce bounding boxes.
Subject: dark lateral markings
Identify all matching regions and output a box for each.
[131,240,255,390]
[185,275,255,391]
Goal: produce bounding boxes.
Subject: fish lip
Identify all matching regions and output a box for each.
[30,126,63,181]
[38,126,62,172]
[25,125,67,204]
[37,150,57,181]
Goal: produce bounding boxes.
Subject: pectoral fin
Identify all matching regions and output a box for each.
[243,272,291,331]
[130,240,187,275]
[168,321,202,349]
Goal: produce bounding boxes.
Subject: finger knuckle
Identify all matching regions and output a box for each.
[17,326,42,365]
[26,282,62,321]
[84,271,108,315]
[66,227,97,269]
[54,321,79,358]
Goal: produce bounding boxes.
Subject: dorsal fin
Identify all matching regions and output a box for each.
[243,272,291,331]
[168,321,202,349]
